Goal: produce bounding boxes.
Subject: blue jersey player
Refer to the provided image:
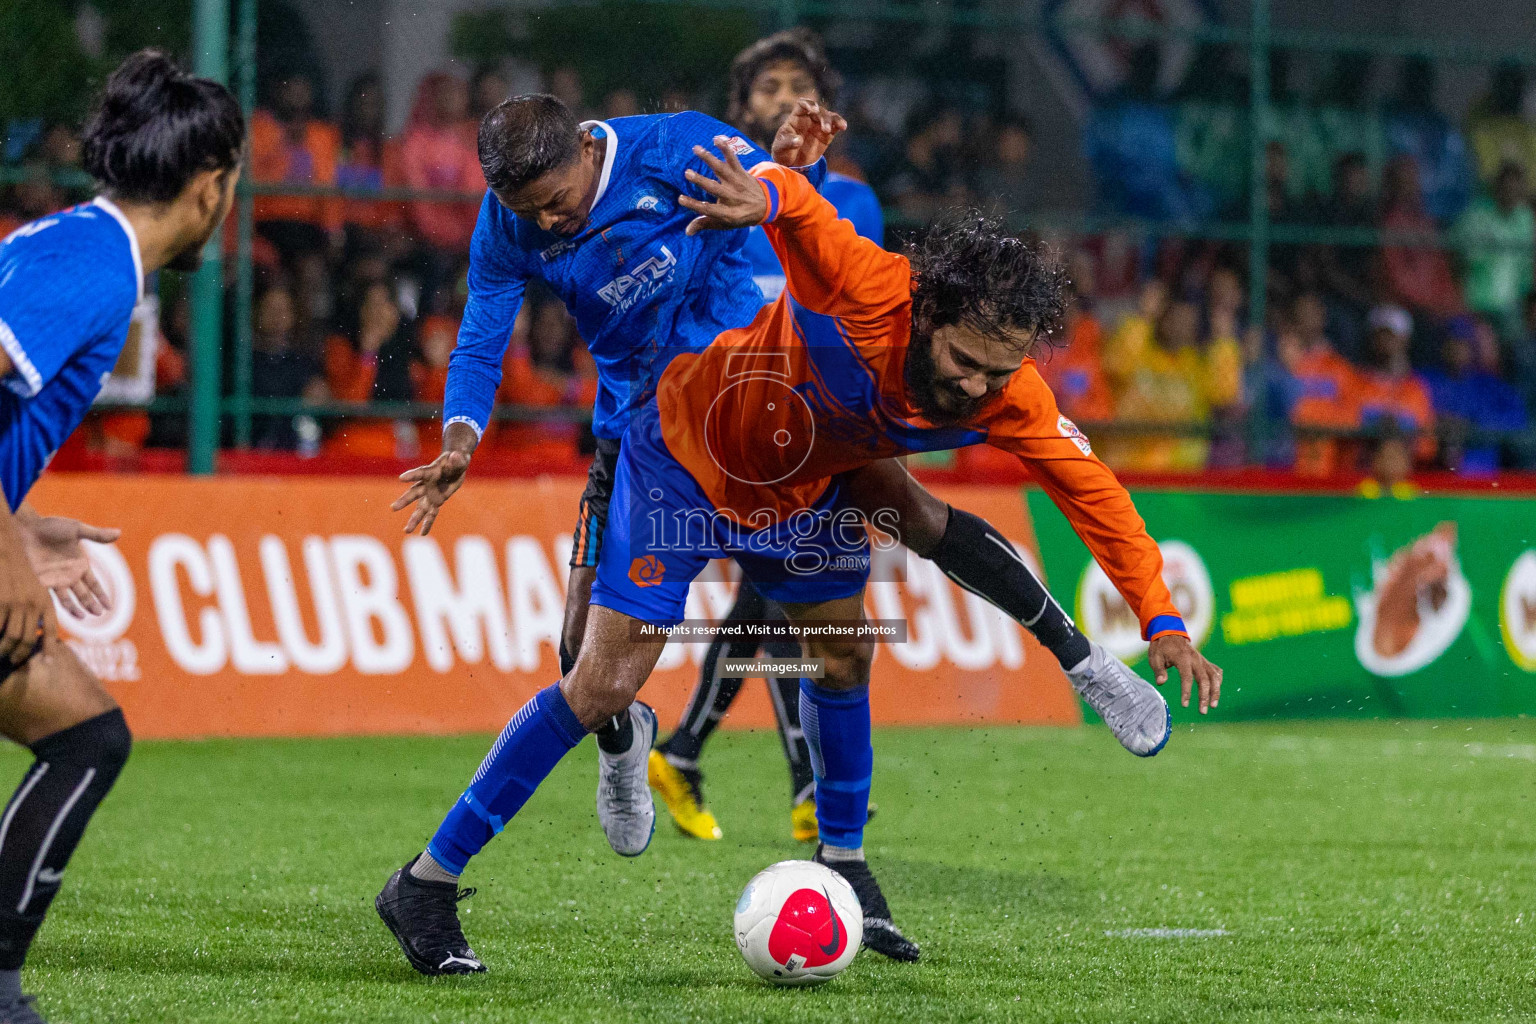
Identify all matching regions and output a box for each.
[378,91,845,976]
[0,52,242,1023]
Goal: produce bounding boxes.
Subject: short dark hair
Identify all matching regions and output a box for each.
[727,29,841,126]
[478,94,582,195]
[907,212,1068,352]
[81,49,245,204]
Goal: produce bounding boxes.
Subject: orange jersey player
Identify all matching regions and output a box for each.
[573,136,1222,956]
[604,146,1203,654]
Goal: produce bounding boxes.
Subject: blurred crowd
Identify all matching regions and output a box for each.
[5,46,1536,479]
[1076,48,1536,478]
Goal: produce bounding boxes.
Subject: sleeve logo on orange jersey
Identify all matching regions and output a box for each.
[1058,415,1092,455]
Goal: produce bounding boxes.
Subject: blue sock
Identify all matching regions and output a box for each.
[799,680,872,849]
[427,684,587,874]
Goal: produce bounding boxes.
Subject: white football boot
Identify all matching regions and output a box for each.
[1068,641,1172,757]
[596,702,658,856]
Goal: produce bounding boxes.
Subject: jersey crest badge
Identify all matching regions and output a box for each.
[1058,415,1092,455]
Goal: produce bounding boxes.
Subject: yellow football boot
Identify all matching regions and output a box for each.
[791,798,879,842]
[790,798,819,842]
[647,750,722,840]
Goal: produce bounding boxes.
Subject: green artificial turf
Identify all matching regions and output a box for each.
[22,719,1536,1023]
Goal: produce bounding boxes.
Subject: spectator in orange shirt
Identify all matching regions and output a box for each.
[250,71,343,263]
[412,309,456,453]
[401,72,486,256]
[1358,304,1437,464]
[324,280,420,458]
[1288,290,1363,476]
[337,72,406,250]
[1379,154,1464,324]
[412,262,471,451]
[1039,262,1113,424]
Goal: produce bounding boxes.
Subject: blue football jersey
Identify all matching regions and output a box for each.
[0,198,141,509]
[444,112,823,442]
[742,171,883,301]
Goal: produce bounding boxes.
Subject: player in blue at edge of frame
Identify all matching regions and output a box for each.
[383,31,1214,976]
[0,52,244,1023]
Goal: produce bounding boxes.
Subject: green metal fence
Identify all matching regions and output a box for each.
[111,0,1536,469]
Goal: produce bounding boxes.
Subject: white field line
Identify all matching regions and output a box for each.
[1463,742,1536,760]
[1104,928,1231,939]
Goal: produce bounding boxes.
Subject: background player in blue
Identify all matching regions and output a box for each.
[0,52,242,1023]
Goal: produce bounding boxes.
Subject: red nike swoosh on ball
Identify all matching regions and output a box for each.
[768,886,848,967]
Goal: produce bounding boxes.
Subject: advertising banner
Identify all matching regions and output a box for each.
[28,475,1078,739]
[1029,489,1536,721]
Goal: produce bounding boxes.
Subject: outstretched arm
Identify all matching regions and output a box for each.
[983,367,1224,711]
[678,137,907,321]
[442,196,529,442]
[770,98,848,170]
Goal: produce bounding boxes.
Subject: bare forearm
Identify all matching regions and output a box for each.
[0,508,34,566]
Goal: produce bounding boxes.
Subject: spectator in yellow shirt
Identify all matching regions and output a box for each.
[1103,280,1242,471]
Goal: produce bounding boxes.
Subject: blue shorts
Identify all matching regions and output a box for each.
[590,403,870,626]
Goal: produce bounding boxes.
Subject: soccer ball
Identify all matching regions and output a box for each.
[733,860,862,985]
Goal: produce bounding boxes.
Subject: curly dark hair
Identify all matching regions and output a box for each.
[727,28,841,127]
[906,212,1068,353]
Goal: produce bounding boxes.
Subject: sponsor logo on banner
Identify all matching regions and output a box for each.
[24,475,1080,737]
[1075,540,1214,662]
[1353,522,1470,678]
[1500,550,1536,672]
[1220,567,1352,645]
[60,531,1060,682]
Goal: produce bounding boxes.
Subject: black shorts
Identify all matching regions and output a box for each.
[570,436,622,568]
